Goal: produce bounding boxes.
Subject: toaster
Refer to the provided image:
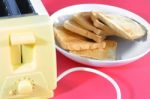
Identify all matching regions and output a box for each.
[0,0,56,99]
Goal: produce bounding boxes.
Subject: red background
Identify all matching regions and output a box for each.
[42,0,150,99]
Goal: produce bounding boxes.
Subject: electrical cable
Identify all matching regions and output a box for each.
[57,67,121,99]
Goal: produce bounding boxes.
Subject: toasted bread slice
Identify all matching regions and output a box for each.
[70,40,117,60]
[64,19,105,42]
[73,12,105,35]
[54,26,106,50]
[95,12,146,40]
[91,12,114,36]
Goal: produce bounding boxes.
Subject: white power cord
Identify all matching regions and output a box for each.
[57,67,121,99]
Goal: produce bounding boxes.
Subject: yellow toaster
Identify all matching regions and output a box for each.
[0,0,57,99]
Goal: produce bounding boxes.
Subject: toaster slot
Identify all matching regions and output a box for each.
[4,0,21,16]
[0,0,9,17]
[15,0,35,14]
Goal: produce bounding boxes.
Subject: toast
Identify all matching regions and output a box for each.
[64,19,105,43]
[91,12,114,36]
[73,12,105,35]
[54,26,106,50]
[95,12,146,40]
[70,40,117,60]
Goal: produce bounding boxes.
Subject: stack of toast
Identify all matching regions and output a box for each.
[54,12,146,60]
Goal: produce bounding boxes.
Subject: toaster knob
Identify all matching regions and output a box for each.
[17,80,33,94]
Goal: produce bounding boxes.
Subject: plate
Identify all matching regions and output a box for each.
[50,4,150,67]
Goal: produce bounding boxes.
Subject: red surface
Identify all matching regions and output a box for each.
[42,0,150,99]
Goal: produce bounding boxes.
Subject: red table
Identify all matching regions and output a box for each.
[43,0,150,99]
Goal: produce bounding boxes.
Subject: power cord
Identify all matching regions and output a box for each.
[57,67,121,99]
